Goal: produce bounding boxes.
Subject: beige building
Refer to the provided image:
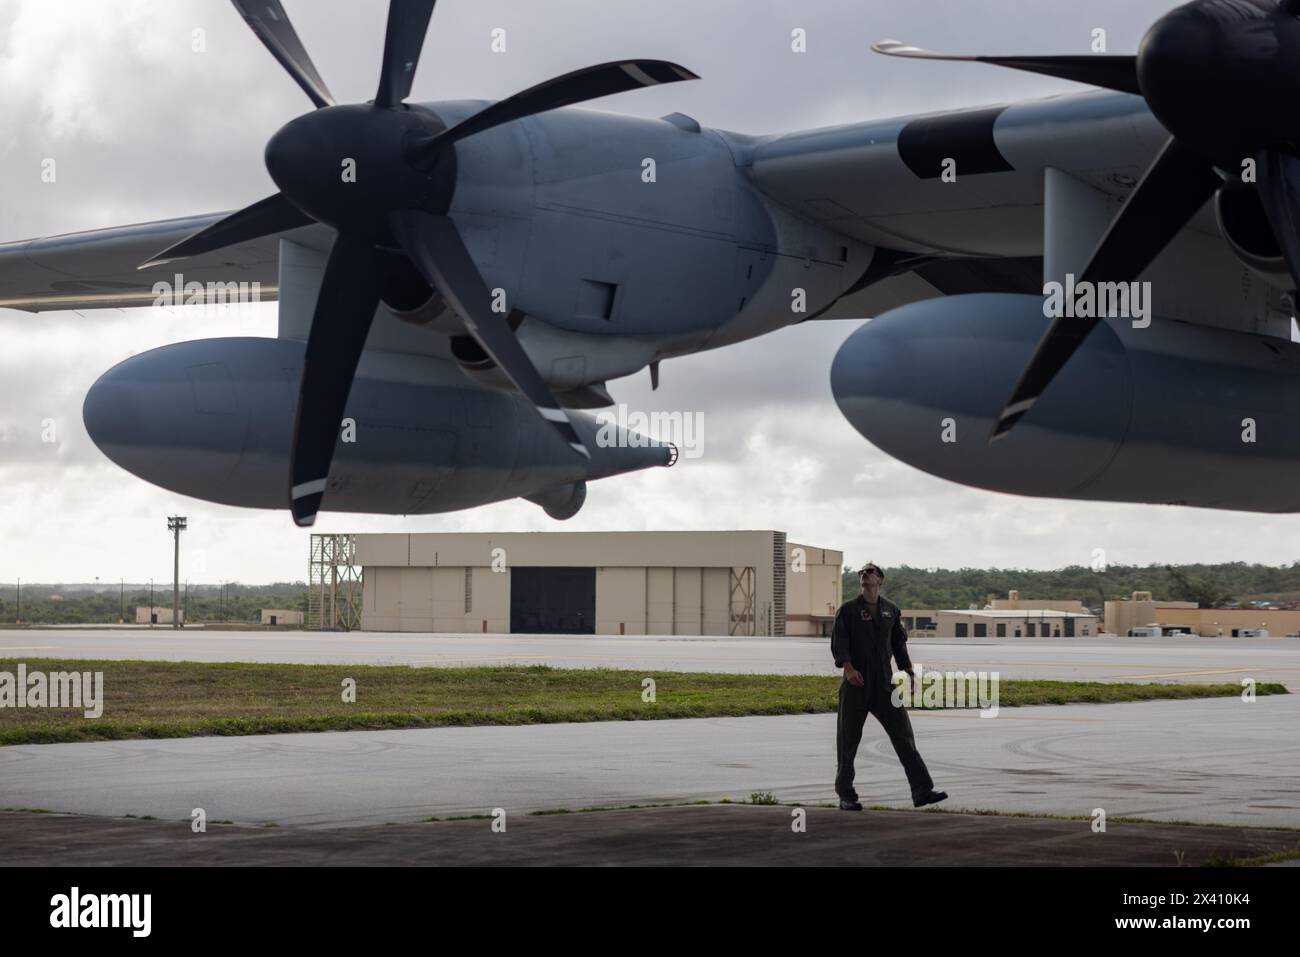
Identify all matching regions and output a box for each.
[902,592,1097,637]
[261,609,304,627]
[935,608,1097,638]
[989,590,1088,614]
[135,606,184,625]
[355,531,841,636]
[1105,591,1300,636]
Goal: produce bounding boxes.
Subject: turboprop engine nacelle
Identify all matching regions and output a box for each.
[831,293,1300,512]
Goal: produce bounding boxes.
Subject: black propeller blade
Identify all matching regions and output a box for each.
[375,0,438,108]
[1254,148,1300,294]
[138,193,312,270]
[872,42,1141,96]
[990,137,1222,440]
[289,234,389,527]
[390,210,591,459]
[407,59,699,164]
[231,0,334,109]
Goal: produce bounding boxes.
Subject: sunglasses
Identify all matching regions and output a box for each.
[860,567,881,578]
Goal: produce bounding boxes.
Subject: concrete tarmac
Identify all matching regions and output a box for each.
[2,805,1294,867]
[2,630,1298,686]
[2,694,1296,829]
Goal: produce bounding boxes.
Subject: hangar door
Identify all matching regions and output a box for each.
[510,567,596,634]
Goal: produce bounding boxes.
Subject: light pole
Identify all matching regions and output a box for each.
[149,579,154,625]
[15,578,20,625]
[167,516,187,629]
[119,579,124,624]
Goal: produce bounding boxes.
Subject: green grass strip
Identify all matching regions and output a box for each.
[0,657,1286,746]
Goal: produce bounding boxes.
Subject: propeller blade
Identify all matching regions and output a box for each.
[289,234,387,526]
[990,136,1221,441]
[872,41,1142,96]
[374,0,438,108]
[390,210,591,459]
[139,193,314,270]
[231,0,335,109]
[407,59,698,164]
[1255,148,1300,292]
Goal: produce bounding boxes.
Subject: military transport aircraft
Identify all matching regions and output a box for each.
[1,0,1295,523]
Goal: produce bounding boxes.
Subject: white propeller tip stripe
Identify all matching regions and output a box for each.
[872,40,956,60]
[292,478,328,500]
[621,63,661,87]
[570,442,592,459]
[1002,397,1037,419]
[539,407,570,423]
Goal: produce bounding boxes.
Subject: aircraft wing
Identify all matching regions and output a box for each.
[0,213,331,312]
[748,90,1164,261]
[749,89,1291,336]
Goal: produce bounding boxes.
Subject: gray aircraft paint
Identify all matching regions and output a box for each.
[748,91,1166,259]
[831,293,1300,513]
[443,104,871,357]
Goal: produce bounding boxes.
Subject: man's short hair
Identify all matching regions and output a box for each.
[858,563,884,581]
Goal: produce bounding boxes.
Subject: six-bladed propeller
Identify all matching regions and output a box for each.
[877,0,1300,440]
[145,0,698,526]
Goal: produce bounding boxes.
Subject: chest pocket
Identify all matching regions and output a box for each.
[858,607,893,655]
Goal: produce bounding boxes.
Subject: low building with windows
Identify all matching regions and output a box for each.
[935,608,1098,638]
[902,591,1098,637]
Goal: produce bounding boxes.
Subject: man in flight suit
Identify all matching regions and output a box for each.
[831,562,947,811]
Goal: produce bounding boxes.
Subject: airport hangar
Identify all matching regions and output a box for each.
[348,531,842,637]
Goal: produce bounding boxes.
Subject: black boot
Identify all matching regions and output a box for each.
[912,789,948,808]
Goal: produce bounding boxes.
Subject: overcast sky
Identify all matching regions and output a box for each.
[4,0,1299,586]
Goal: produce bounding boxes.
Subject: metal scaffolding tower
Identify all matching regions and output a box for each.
[729,566,755,637]
[308,534,363,631]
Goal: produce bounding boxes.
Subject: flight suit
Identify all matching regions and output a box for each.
[830,593,934,803]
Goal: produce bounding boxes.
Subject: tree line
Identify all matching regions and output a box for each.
[0,582,309,625]
[840,562,1300,612]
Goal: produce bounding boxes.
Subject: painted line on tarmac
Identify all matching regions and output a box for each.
[1104,667,1275,680]
[376,654,832,666]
